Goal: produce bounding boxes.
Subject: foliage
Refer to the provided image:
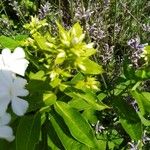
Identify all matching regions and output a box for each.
[0,0,150,149]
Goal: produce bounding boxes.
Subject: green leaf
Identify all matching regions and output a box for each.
[28,71,50,91]
[46,118,64,150]
[33,33,50,51]
[138,112,150,126]
[50,77,61,88]
[131,91,150,115]
[113,97,142,140]
[70,22,85,44]
[55,51,66,65]
[123,60,136,79]
[70,73,85,84]
[16,113,41,150]
[27,71,51,112]
[68,98,91,110]
[14,34,28,41]
[43,92,57,106]
[119,118,142,141]
[82,109,98,124]
[0,36,20,49]
[97,93,107,101]
[113,80,135,96]
[49,111,90,150]
[70,22,83,39]
[65,88,109,111]
[81,58,103,75]
[0,140,15,150]
[54,101,99,148]
[135,68,150,79]
[56,22,70,47]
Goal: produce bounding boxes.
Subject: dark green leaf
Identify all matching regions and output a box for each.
[113,97,142,140]
[49,111,89,150]
[16,113,41,150]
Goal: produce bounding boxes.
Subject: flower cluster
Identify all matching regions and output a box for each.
[127,36,148,67]
[0,47,29,141]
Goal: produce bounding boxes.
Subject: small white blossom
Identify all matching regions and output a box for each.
[0,70,29,116]
[0,113,15,142]
[0,47,29,76]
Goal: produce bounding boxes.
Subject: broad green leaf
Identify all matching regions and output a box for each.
[65,88,109,111]
[54,101,99,148]
[113,80,135,96]
[43,92,57,106]
[97,93,107,101]
[46,119,64,150]
[33,33,50,51]
[50,77,61,88]
[135,68,150,79]
[55,51,66,65]
[56,22,70,47]
[0,140,16,150]
[131,91,150,115]
[113,97,142,140]
[70,22,83,39]
[27,71,51,112]
[81,58,103,75]
[16,113,41,150]
[14,34,28,41]
[49,111,90,150]
[70,73,85,84]
[82,109,98,124]
[138,112,150,126]
[108,130,123,149]
[28,71,50,91]
[144,45,150,53]
[68,98,91,110]
[70,22,85,45]
[143,45,150,60]
[119,118,142,141]
[0,36,20,49]
[76,91,109,110]
[29,70,45,80]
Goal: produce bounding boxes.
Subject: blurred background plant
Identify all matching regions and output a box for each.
[0,0,150,149]
[1,0,149,81]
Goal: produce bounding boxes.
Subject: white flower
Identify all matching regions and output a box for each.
[0,47,29,76]
[0,70,29,116]
[0,113,15,142]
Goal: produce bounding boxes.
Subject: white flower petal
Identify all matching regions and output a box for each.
[0,55,3,69]
[0,126,15,142]
[12,97,29,116]
[1,48,11,56]
[12,47,25,59]
[14,76,27,88]
[1,48,12,66]
[16,89,29,97]
[0,98,10,116]
[13,77,29,96]
[0,70,13,88]
[1,47,29,76]
[10,59,29,76]
[0,113,11,126]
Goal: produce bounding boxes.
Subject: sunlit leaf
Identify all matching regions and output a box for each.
[54,101,99,148]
